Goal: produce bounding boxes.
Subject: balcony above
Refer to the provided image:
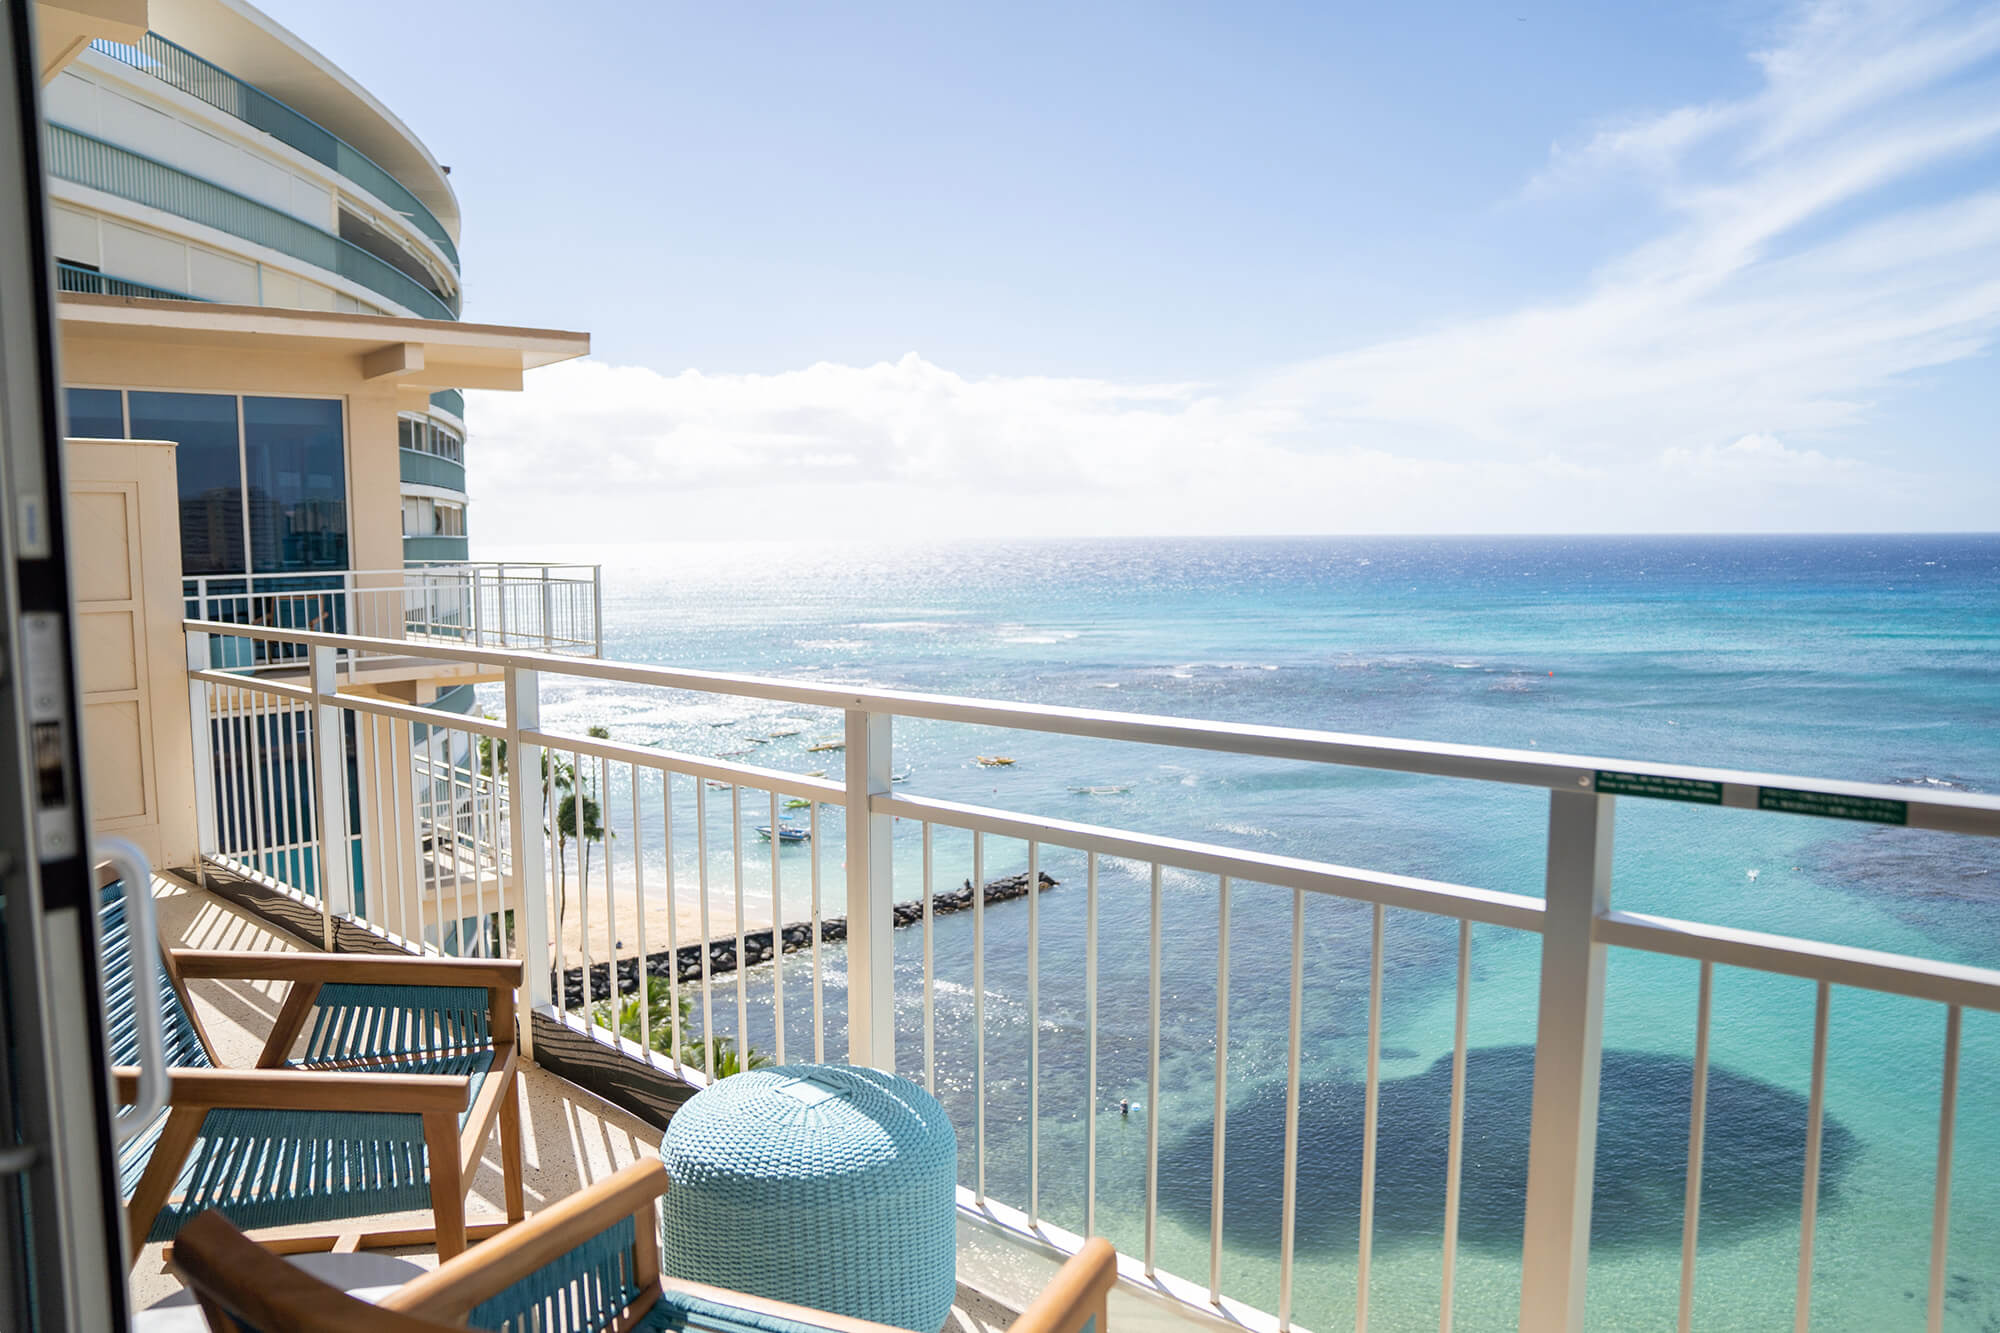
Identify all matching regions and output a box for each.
[400,446,465,493]
[142,0,460,246]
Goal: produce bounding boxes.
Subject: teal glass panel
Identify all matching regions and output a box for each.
[130,391,242,576]
[243,397,346,573]
[63,387,122,439]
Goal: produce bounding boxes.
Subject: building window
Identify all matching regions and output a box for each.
[244,397,348,573]
[397,412,463,465]
[63,387,124,439]
[403,495,467,538]
[93,388,347,578]
[130,391,246,577]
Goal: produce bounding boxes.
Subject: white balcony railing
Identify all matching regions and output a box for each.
[183,563,604,669]
[177,617,2000,1333]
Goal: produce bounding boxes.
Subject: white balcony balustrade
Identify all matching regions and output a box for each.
[176,617,2000,1333]
[183,563,604,671]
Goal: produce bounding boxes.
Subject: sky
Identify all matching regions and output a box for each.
[262,0,2000,539]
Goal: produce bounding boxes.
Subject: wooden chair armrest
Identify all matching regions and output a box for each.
[1012,1238,1118,1333]
[168,949,522,989]
[172,1210,461,1333]
[113,1066,471,1115]
[382,1159,671,1319]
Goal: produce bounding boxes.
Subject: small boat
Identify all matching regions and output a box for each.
[807,740,846,753]
[784,797,812,810]
[1069,785,1131,795]
[890,769,912,784]
[768,728,803,739]
[756,824,811,844]
[806,770,826,779]
[976,756,1016,767]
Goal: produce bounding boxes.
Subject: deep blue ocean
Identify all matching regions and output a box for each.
[488,534,2000,1331]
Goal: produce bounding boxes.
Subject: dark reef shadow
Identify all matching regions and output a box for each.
[1160,1045,1854,1255]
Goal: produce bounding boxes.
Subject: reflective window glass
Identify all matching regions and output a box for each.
[63,387,122,439]
[130,391,242,575]
[243,397,346,573]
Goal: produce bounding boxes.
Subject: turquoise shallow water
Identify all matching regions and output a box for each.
[488,534,2000,1331]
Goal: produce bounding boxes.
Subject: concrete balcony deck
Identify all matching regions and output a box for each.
[125,871,1130,1333]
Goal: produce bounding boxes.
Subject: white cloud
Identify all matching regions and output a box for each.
[471,0,2000,544]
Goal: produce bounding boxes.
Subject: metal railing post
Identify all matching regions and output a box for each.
[308,643,354,938]
[469,565,484,647]
[844,708,895,1071]
[508,666,551,1054]
[185,630,216,879]
[1518,788,1615,1333]
[591,565,604,657]
[495,567,509,648]
[540,566,553,647]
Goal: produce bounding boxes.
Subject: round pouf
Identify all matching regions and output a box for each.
[662,1064,959,1333]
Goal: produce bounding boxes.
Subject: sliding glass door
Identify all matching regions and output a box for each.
[0,5,138,1327]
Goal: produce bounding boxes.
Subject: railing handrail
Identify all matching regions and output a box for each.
[55,258,207,301]
[179,616,2000,835]
[183,563,600,582]
[88,33,461,273]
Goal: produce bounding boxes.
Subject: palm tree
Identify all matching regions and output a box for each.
[556,788,602,934]
[559,725,613,937]
[594,976,768,1076]
[482,718,580,942]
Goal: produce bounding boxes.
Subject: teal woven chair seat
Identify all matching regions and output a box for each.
[661,1065,959,1333]
[123,1106,436,1242]
[640,1288,856,1333]
[290,982,495,1069]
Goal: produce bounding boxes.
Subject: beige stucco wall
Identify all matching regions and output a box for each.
[59,328,414,592]
[64,436,198,869]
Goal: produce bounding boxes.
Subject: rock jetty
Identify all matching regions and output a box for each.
[559,868,1058,1006]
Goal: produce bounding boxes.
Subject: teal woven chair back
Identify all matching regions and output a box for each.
[98,881,210,1071]
[300,983,492,1065]
[466,1213,643,1333]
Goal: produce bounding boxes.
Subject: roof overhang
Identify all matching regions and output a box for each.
[57,293,589,392]
[34,0,149,82]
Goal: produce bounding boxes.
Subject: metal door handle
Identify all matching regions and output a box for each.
[96,838,166,1145]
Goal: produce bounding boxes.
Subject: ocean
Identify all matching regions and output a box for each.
[489,534,2000,1332]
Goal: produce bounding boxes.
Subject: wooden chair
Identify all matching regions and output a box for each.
[174,1158,1119,1333]
[101,870,526,1264]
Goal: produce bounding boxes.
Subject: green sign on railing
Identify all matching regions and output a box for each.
[1756,788,1909,825]
[1593,771,1724,804]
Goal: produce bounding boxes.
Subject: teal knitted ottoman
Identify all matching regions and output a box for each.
[661,1065,959,1333]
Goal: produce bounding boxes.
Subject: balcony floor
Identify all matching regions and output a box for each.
[127,875,1032,1333]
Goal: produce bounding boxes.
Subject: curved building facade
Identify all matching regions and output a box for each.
[44,0,472,562]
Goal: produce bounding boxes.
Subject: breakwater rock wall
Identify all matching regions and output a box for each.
[559,869,1059,1007]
